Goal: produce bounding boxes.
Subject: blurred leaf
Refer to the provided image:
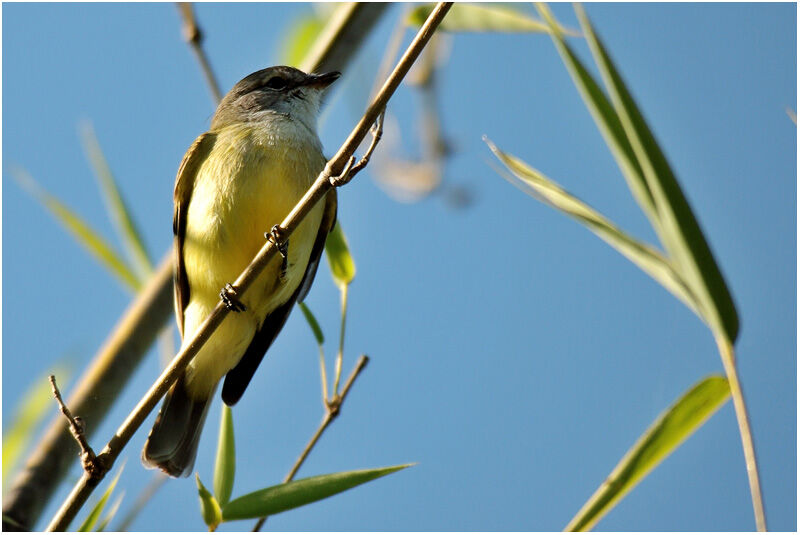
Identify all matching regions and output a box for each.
[325,222,356,288]
[221,464,413,521]
[408,3,574,34]
[2,367,69,488]
[196,474,222,531]
[565,376,730,531]
[95,492,124,532]
[213,405,236,507]
[298,302,325,345]
[786,107,797,125]
[77,463,125,532]
[12,169,141,292]
[485,140,702,319]
[280,12,324,67]
[80,122,152,279]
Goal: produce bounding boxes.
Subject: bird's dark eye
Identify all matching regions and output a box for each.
[264,76,287,90]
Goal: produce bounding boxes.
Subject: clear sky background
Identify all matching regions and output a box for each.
[2,2,796,532]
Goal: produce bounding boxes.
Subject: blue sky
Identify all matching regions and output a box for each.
[3,3,796,531]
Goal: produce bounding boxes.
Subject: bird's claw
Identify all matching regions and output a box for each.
[220,283,246,312]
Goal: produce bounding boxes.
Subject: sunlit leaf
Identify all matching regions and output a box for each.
[485,140,701,319]
[77,463,125,532]
[221,464,413,521]
[95,492,124,531]
[80,121,152,279]
[325,222,356,288]
[298,302,325,345]
[196,474,222,531]
[408,3,575,34]
[280,12,324,67]
[12,169,141,292]
[2,367,70,488]
[565,376,730,531]
[213,405,236,507]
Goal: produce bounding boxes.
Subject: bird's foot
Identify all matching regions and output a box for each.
[220,283,246,312]
[265,224,289,279]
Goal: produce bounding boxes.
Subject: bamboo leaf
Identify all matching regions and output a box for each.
[408,3,574,35]
[298,302,325,345]
[486,140,702,318]
[80,122,153,279]
[325,221,356,288]
[12,169,141,292]
[221,464,413,521]
[213,405,236,507]
[196,474,222,531]
[280,12,324,68]
[77,463,125,532]
[95,492,124,532]
[2,367,70,488]
[565,375,730,531]
[573,4,739,343]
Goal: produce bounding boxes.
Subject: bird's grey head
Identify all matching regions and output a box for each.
[210,66,340,131]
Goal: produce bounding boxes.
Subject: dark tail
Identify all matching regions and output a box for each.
[141,376,212,478]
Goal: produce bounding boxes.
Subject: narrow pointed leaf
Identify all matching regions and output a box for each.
[12,169,141,292]
[213,405,236,506]
[486,140,701,318]
[574,4,739,343]
[565,376,730,531]
[2,367,70,488]
[325,221,356,288]
[196,474,222,531]
[80,122,152,279]
[408,3,574,35]
[534,3,661,240]
[77,463,125,532]
[95,492,124,532]
[221,464,413,521]
[280,13,324,67]
[298,302,325,345]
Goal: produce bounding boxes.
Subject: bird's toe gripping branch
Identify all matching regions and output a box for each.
[220,283,247,312]
[265,224,290,278]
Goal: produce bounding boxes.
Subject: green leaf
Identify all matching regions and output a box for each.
[80,122,152,279]
[12,169,141,292]
[2,368,69,489]
[78,463,125,532]
[485,140,702,320]
[95,492,124,532]
[280,12,324,68]
[565,376,730,531]
[408,3,573,34]
[325,221,356,288]
[196,474,222,531]
[298,302,325,345]
[213,405,236,507]
[221,464,413,521]
[579,5,739,343]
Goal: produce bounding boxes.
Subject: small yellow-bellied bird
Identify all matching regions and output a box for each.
[142,66,340,477]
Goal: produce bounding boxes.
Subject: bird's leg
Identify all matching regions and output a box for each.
[220,283,246,312]
[265,224,289,280]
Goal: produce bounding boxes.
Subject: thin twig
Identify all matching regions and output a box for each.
[717,338,767,531]
[45,5,451,531]
[49,376,102,477]
[252,355,370,532]
[176,3,222,104]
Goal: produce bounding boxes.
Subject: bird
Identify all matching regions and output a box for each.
[142,66,340,477]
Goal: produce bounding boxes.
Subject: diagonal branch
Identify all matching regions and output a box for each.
[44,4,452,531]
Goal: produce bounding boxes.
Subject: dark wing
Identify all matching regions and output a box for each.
[221,189,338,406]
[173,133,217,337]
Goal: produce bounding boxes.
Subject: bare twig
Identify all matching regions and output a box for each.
[253,355,370,532]
[717,338,767,531]
[45,4,451,531]
[3,6,391,532]
[176,3,222,104]
[49,376,102,477]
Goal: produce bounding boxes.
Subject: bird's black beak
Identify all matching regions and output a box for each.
[304,71,341,88]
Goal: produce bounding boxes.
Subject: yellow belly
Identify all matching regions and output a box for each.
[180,122,326,397]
